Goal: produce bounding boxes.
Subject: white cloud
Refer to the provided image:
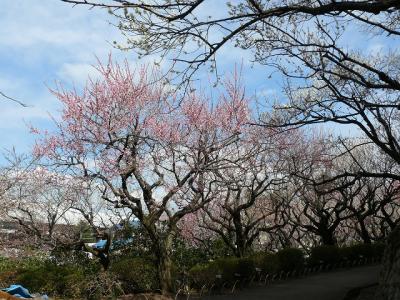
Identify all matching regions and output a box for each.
[257,88,277,97]
[0,0,125,66]
[0,0,275,156]
[367,43,385,56]
[0,0,127,154]
[57,63,101,85]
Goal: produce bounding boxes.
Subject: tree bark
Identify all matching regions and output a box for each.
[378,225,400,300]
[155,235,174,296]
[358,221,372,244]
[319,229,337,246]
[235,242,246,258]
[232,212,245,258]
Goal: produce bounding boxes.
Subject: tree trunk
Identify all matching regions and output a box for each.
[155,235,174,296]
[378,225,400,300]
[355,215,372,244]
[235,243,246,258]
[320,229,337,246]
[233,213,246,258]
[359,223,372,244]
[234,232,247,258]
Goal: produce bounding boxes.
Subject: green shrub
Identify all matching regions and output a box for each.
[276,248,305,272]
[172,240,209,270]
[189,262,220,287]
[340,243,385,261]
[84,271,123,299]
[209,239,234,259]
[0,257,16,272]
[110,257,159,293]
[12,257,120,299]
[262,253,280,274]
[249,252,264,268]
[16,261,86,297]
[0,257,19,287]
[189,257,256,287]
[308,245,341,266]
[353,244,374,258]
[213,257,239,283]
[340,244,368,261]
[249,252,280,274]
[50,246,94,267]
[237,258,255,278]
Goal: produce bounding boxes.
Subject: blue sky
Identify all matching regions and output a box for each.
[0,1,394,158]
[0,1,117,154]
[0,1,277,157]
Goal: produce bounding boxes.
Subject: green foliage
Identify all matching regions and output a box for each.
[190,257,258,287]
[112,223,152,257]
[0,256,16,272]
[77,221,97,243]
[213,257,239,283]
[207,238,234,259]
[110,257,159,293]
[250,252,280,274]
[0,256,119,299]
[236,258,255,278]
[189,257,256,287]
[50,246,96,267]
[172,239,209,270]
[0,257,19,287]
[276,248,305,272]
[189,262,221,288]
[0,241,385,297]
[16,261,85,297]
[249,252,264,269]
[309,245,341,266]
[0,256,19,275]
[251,250,304,274]
[340,243,384,261]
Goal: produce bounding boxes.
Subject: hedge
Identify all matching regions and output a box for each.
[276,248,305,272]
[188,243,384,288]
[0,242,385,297]
[110,257,159,293]
[309,245,341,266]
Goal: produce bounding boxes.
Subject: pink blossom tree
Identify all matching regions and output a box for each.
[188,127,293,257]
[178,128,330,255]
[33,57,250,294]
[0,152,88,256]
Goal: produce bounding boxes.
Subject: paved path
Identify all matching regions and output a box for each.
[201,265,381,300]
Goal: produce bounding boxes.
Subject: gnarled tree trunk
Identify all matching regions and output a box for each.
[378,225,400,300]
[155,234,174,296]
